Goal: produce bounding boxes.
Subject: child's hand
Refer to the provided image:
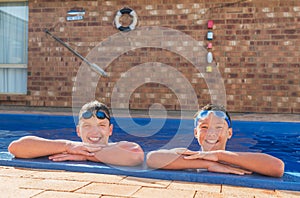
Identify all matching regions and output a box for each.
[208,162,252,175]
[182,151,219,162]
[175,148,198,156]
[49,152,88,161]
[65,141,103,156]
[176,149,219,161]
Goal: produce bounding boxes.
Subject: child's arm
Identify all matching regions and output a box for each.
[216,151,284,177]
[146,148,251,175]
[49,141,145,166]
[88,141,144,166]
[183,150,284,177]
[8,136,99,158]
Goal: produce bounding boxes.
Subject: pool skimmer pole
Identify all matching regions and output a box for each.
[44,29,107,77]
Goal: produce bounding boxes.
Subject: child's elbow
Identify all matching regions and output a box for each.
[8,136,35,158]
[264,158,285,177]
[8,141,16,155]
[146,151,162,169]
[8,140,22,157]
[272,159,285,177]
[120,141,145,166]
[7,140,26,158]
[129,146,145,166]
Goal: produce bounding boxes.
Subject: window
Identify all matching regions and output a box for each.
[0,1,28,94]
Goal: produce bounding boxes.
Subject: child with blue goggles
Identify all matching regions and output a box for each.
[194,110,231,128]
[147,104,284,178]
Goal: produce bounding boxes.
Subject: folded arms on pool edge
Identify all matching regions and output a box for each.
[8,136,144,167]
[146,148,285,178]
[8,136,284,177]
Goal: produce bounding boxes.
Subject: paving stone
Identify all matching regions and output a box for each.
[1,176,32,189]
[276,190,300,198]
[18,177,89,192]
[33,191,99,198]
[0,166,38,178]
[31,169,125,183]
[76,183,141,197]
[119,176,171,188]
[0,188,42,198]
[0,177,43,198]
[101,196,132,198]
[132,187,196,198]
[222,185,277,198]
[168,180,221,192]
[194,191,224,198]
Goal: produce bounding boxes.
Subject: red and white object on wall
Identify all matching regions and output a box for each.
[207,20,214,64]
[207,31,213,40]
[207,42,212,49]
[207,20,213,29]
[207,52,213,63]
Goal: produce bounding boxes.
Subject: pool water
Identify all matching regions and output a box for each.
[0,113,299,172]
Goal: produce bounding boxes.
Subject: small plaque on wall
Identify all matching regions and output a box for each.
[66,8,85,21]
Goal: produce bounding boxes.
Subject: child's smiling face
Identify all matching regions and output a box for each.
[77,116,113,145]
[194,113,232,151]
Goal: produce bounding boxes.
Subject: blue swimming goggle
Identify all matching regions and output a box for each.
[81,109,110,121]
[194,110,231,128]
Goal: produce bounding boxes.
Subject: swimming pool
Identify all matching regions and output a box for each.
[0,113,299,191]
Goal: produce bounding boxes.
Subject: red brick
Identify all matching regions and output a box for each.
[0,0,298,114]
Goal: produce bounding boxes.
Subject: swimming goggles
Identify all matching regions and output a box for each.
[81,109,110,121]
[194,110,231,128]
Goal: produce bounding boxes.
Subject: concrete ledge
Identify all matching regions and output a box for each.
[0,105,299,122]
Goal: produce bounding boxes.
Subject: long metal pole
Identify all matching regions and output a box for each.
[44,29,107,77]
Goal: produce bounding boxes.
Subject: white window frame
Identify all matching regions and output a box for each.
[0,0,28,94]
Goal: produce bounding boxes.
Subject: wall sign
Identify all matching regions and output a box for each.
[67,8,85,21]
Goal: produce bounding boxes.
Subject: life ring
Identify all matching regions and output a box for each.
[114,7,138,32]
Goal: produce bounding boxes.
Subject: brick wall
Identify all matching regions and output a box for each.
[1,0,299,113]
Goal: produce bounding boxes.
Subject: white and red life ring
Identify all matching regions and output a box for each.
[114,7,138,32]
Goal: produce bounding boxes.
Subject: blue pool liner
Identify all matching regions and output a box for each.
[0,152,299,191]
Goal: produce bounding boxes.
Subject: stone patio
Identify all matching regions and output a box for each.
[1,166,300,198]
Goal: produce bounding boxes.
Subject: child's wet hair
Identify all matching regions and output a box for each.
[79,100,110,120]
